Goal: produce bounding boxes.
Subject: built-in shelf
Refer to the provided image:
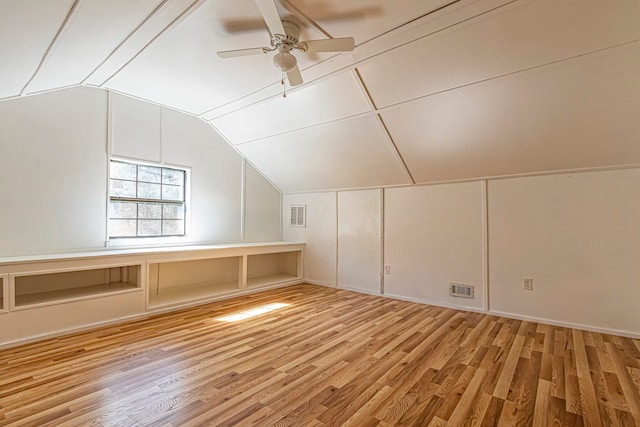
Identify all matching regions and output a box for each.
[148,257,241,308]
[0,274,6,312]
[0,242,304,347]
[247,252,300,288]
[15,282,138,307]
[148,280,239,307]
[247,273,299,288]
[13,265,141,309]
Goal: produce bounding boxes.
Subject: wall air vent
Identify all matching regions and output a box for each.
[290,205,306,227]
[450,282,474,298]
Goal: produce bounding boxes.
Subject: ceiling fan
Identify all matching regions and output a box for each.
[217,0,355,87]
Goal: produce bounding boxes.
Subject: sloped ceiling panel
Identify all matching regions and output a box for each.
[210,70,371,145]
[236,115,410,193]
[105,0,338,115]
[24,0,166,94]
[381,43,640,184]
[105,0,273,114]
[0,0,75,99]
[85,0,200,87]
[358,0,640,109]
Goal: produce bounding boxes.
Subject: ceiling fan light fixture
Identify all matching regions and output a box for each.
[273,51,297,72]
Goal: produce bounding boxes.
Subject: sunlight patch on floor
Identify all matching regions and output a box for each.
[215,302,290,322]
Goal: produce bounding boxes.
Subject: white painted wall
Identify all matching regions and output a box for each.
[0,87,108,256]
[161,107,243,243]
[337,190,382,294]
[0,88,281,257]
[110,92,161,161]
[489,169,640,336]
[244,163,281,242]
[384,182,487,310]
[283,192,337,285]
[111,92,282,245]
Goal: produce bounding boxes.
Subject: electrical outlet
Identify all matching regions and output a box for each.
[384,265,391,275]
[523,277,533,290]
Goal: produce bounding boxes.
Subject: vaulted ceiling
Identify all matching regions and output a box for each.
[2,0,640,193]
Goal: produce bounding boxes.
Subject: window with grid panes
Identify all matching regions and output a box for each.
[109,159,186,238]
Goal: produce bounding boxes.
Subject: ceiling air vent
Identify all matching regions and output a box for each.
[450,282,474,298]
[290,205,306,227]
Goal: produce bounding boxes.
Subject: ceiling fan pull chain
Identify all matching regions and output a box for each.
[282,71,287,98]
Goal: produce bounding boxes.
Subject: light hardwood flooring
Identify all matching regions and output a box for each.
[1,284,639,426]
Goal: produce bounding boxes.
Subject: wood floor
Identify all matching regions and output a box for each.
[1,284,639,426]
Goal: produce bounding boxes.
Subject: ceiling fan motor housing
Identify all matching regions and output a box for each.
[271,21,300,52]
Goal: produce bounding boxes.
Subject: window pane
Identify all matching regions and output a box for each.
[138,166,161,183]
[138,220,161,236]
[109,160,187,239]
[138,182,161,200]
[110,201,137,219]
[162,169,184,185]
[139,203,162,219]
[162,184,183,201]
[163,204,184,220]
[162,220,184,236]
[110,179,136,198]
[109,219,136,237]
[110,162,137,180]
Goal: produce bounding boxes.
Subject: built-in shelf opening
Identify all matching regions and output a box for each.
[247,251,300,288]
[148,256,241,307]
[0,275,5,312]
[14,265,140,308]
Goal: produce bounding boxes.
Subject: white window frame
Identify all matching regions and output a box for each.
[106,157,191,247]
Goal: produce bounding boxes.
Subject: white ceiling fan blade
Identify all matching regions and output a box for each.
[217,47,269,58]
[255,0,285,36]
[287,66,303,86]
[301,37,355,53]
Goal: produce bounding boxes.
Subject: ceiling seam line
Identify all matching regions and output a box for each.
[14,84,79,99]
[377,36,640,112]
[353,68,378,111]
[353,67,415,185]
[280,164,640,196]
[206,122,284,194]
[356,0,462,48]
[231,111,378,146]
[196,50,342,118]
[302,0,521,75]
[98,0,206,87]
[80,0,171,86]
[376,115,416,185]
[279,0,332,39]
[105,88,195,117]
[20,0,82,96]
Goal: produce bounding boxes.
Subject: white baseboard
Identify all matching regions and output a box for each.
[488,309,640,340]
[305,279,336,287]
[338,285,382,296]
[383,292,487,315]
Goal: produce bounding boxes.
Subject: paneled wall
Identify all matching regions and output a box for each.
[283,192,337,285]
[0,87,108,256]
[285,168,640,337]
[0,87,281,257]
[489,169,640,335]
[384,182,486,311]
[337,190,382,294]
